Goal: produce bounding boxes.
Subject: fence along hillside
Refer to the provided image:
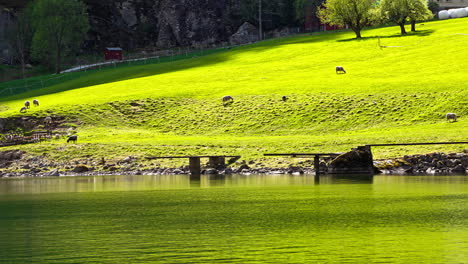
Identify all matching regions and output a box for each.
[0,45,233,98]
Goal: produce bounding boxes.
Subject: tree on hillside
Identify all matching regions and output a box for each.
[317,0,377,39]
[30,0,89,73]
[408,0,433,32]
[239,0,297,35]
[8,8,33,78]
[379,0,412,35]
[427,1,439,14]
[294,0,324,21]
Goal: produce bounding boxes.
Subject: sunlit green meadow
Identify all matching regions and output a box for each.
[0,18,467,164]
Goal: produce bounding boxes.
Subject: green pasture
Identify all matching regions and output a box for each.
[0,18,467,165]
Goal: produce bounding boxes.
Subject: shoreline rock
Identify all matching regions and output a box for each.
[374,152,468,175]
[0,151,466,178]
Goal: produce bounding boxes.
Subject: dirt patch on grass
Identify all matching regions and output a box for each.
[0,115,79,136]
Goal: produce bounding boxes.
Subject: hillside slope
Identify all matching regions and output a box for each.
[0,18,467,168]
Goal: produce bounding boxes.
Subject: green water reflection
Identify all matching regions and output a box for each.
[0,175,467,263]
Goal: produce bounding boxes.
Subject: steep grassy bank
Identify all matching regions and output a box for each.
[0,18,467,170]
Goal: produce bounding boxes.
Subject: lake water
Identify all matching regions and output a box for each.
[0,174,466,263]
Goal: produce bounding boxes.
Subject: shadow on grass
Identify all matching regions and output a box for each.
[0,32,344,103]
[0,52,233,102]
[270,30,348,46]
[0,28,434,103]
[337,29,435,42]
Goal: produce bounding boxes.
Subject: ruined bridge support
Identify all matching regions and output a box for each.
[147,155,240,175]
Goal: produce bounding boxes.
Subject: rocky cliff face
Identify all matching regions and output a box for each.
[155,0,237,48]
[0,0,243,53]
[84,0,242,50]
[0,7,15,63]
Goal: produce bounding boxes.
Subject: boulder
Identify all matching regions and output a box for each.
[155,0,236,48]
[229,22,259,45]
[221,168,233,174]
[44,169,60,177]
[0,150,23,161]
[72,165,89,173]
[204,168,218,174]
[240,168,250,174]
[238,164,250,171]
[328,146,374,174]
[451,165,466,173]
[120,156,135,164]
[172,169,184,174]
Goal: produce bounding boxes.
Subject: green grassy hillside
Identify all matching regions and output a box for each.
[0,18,467,167]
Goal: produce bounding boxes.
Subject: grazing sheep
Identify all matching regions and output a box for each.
[282,96,288,102]
[20,106,27,113]
[336,66,346,74]
[24,100,30,109]
[446,113,457,122]
[33,99,39,106]
[222,96,234,103]
[67,135,77,143]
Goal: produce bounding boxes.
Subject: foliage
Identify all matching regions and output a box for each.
[29,0,89,73]
[238,0,297,30]
[317,0,377,38]
[427,1,439,14]
[408,0,433,31]
[380,0,432,34]
[294,0,324,21]
[0,19,466,162]
[8,7,33,78]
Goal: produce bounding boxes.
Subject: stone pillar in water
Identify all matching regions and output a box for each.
[189,157,201,175]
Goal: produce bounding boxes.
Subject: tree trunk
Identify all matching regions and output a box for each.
[17,34,26,79]
[55,47,61,74]
[352,28,362,39]
[20,51,25,79]
[258,0,262,40]
[399,23,407,35]
[411,20,416,32]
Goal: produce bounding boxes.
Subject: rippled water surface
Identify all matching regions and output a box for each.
[0,174,467,263]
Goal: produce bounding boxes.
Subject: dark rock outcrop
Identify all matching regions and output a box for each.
[0,149,23,161]
[0,116,68,133]
[375,152,468,174]
[328,146,374,174]
[72,164,90,173]
[156,0,235,48]
[84,0,241,50]
[229,22,258,45]
[0,7,15,64]
[2,1,243,52]
[44,169,60,177]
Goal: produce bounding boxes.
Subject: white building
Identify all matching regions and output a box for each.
[435,0,468,9]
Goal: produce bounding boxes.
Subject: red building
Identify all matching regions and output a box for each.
[305,5,348,32]
[104,47,123,61]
